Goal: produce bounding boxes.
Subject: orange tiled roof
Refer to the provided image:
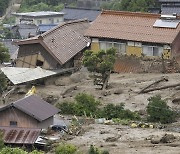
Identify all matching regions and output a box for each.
[85,10,180,44]
[15,19,90,65]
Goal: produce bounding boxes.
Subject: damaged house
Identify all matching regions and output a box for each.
[85,10,180,72]
[14,19,90,70]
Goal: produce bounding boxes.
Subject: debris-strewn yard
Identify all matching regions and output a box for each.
[1,69,180,154]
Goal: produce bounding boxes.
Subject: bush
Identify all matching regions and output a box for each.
[57,93,101,117]
[100,103,140,120]
[147,95,176,124]
[0,72,8,94]
[0,147,27,154]
[0,131,4,150]
[55,143,77,154]
[74,93,100,116]
[88,145,109,154]
[56,100,76,115]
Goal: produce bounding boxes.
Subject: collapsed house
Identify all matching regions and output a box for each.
[14,19,90,70]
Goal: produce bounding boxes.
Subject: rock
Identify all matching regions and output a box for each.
[100,130,109,134]
[160,134,176,143]
[43,95,59,104]
[151,137,161,144]
[113,89,123,95]
[62,86,78,96]
[70,71,89,83]
[105,135,120,142]
[101,90,111,96]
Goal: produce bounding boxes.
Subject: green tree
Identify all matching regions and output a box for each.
[83,48,116,89]
[0,131,4,150]
[101,0,158,12]
[55,143,77,154]
[0,43,10,63]
[147,95,177,124]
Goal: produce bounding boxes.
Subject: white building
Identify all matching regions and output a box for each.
[12,11,64,25]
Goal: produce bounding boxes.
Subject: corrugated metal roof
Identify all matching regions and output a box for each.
[161,5,180,15]
[0,95,59,122]
[0,127,41,144]
[1,67,75,85]
[12,11,64,17]
[38,24,57,32]
[62,7,101,22]
[85,10,180,44]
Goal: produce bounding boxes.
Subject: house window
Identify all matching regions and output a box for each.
[99,41,126,54]
[10,121,17,127]
[49,18,54,24]
[37,20,42,25]
[114,42,126,54]
[143,46,163,56]
[36,60,44,67]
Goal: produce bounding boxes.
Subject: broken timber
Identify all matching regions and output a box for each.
[140,82,180,93]
[139,77,168,94]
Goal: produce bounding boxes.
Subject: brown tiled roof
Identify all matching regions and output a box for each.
[85,10,180,44]
[0,95,59,122]
[0,127,41,144]
[15,19,90,65]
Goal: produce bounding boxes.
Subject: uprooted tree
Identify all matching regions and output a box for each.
[83,48,116,90]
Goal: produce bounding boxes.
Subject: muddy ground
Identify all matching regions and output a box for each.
[1,68,180,154]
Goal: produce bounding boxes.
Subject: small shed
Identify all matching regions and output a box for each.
[0,95,59,129]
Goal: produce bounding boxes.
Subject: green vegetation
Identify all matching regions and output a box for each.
[0,0,11,16]
[83,48,116,89]
[57,93,140,121]
[0,147,43,154]
[0,131,4,150]
[56,93,100,117]
[147,95,177,124]
[19,0,77,12]
[88,145,109,154]
[101,103,140,120]
[101,0,159,12]
[55,143,77,154]
[0,42,10,63]
[0,72,8,94]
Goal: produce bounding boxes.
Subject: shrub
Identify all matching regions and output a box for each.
[0,147,27,154]
[74,93,100,116]
[57,93,101,117]
[0,72,8,94]
[56,100,76,115]
[88,145,109,154]
[55,143,77,154]
[147,95,176,124]
[101,103,140,120]
[0,131,4,150]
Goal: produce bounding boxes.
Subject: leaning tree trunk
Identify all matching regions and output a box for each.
[102,71,111,90]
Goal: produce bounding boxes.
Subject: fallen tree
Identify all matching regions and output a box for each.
[141,82,180,93]
[139,77,168,94]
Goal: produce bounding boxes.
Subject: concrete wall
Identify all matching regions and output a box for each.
[16,15,64,25]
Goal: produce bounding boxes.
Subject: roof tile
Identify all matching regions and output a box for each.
[85,10,180,44]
